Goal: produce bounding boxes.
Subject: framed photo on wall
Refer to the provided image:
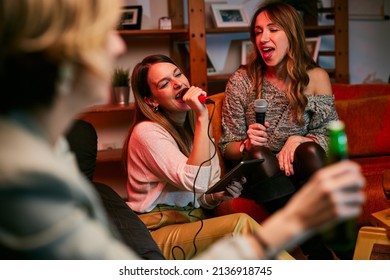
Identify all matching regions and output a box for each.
[119,6,142,30]
[211,4,249,28]
[241,40,254,65]
[305,37,321,62]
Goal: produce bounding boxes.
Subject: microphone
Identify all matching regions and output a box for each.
[175,88,215,104]
[254,99,268,125]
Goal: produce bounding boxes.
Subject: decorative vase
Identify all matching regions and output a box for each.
[113,86,130,105]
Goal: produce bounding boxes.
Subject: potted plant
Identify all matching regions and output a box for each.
[112,67,131,105]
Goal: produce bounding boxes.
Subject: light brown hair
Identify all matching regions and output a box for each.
[122,54,196,172]
[247,1,317,124]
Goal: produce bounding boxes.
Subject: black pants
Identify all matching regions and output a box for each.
[94,182,165,260]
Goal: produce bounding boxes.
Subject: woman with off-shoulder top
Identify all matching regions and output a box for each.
[219,1,338,259]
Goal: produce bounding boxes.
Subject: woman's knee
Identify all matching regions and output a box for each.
[293,142,326,180]
[248,146,274,161]
[294,142,325,164]
[228,213,259,234]
[246,146,279,177]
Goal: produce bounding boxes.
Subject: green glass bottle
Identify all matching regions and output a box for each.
[322,120,358,259]
[327,120,348,163]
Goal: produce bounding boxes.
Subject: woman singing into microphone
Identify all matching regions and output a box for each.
[121,54,290,260]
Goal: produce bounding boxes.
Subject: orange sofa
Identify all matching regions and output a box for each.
[207,84,390,227]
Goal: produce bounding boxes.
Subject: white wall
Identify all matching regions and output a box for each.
[348,0,390,83]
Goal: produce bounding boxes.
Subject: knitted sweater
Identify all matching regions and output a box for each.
[219,68,338,155]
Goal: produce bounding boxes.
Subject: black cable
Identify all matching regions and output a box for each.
[171,103,217,259]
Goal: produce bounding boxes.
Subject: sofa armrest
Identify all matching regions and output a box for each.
[335,95,390,157]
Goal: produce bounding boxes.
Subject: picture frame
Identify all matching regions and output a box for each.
[211,4,249,28]
[241,40,254,65]
[305,37,321,62]
[119,6,142,30]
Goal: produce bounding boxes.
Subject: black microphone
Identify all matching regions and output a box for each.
[175,88,215,104]
[254,99,267,125]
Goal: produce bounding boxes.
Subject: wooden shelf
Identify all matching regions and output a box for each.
[82,103,135,114]
[319,50,336,56]
[206,27,249,34]
[208,73,231,81]
[318,7,335,14]
[118,28,188,39]
[304,25,334,36]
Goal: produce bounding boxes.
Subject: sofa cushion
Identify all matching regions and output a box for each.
[335,95,390,157]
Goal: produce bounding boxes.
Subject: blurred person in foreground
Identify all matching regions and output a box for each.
[0,0,365,260]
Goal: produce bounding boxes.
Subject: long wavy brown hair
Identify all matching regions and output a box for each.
[247,1,318,124]
[122,54,196,173]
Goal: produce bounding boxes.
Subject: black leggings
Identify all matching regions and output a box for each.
[240,142,326,214]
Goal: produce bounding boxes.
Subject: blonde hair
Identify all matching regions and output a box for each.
[1,0,121,80]
[0,0,121,114]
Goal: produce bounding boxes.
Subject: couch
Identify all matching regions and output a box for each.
[207,84,390,227]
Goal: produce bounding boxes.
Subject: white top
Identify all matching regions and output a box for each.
[126,121,221,213]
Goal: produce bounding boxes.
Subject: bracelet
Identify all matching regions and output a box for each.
[252,232,279,260]
[199,194,215,209]
[210,193,221,206]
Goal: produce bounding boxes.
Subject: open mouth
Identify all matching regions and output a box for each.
[175,88,189,100]
[262,47,274,52]
[261,47,275,59]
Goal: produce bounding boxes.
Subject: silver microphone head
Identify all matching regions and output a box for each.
[254,99,268,113]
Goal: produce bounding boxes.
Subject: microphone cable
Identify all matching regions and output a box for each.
[171,102,217,259]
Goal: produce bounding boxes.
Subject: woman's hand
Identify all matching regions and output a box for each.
[212,177,246,202]
[181,86,208,115]
[284,160,365,231]
[277,135,311,176]
[246,122,269,149]
[254,161,365,258]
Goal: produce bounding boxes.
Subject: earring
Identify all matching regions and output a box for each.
[153,105,159,113]
[57,62,74,96]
